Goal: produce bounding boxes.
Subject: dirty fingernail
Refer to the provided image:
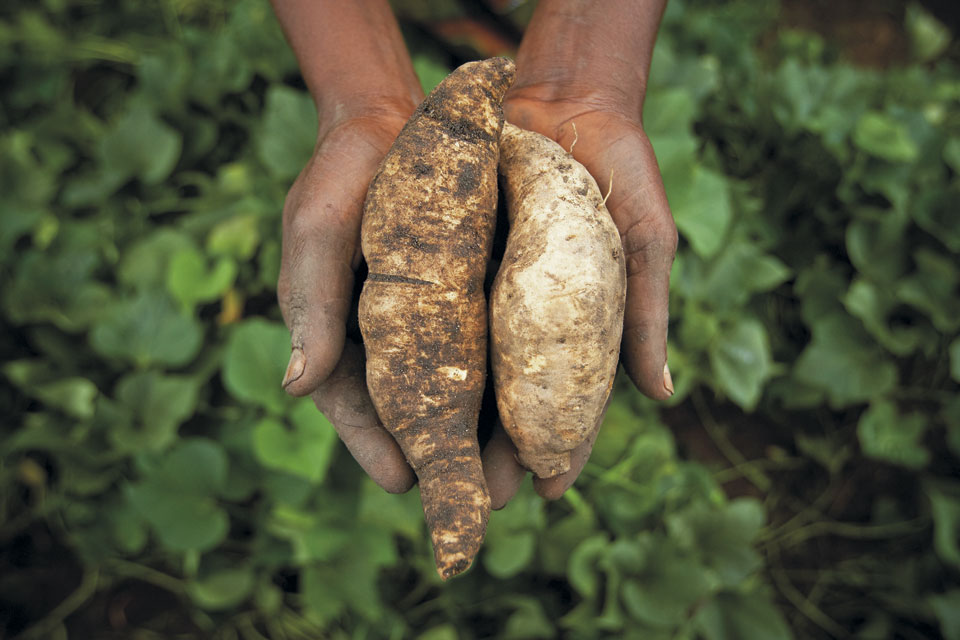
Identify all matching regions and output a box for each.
[663,362,674,396]
[282,347,306,388]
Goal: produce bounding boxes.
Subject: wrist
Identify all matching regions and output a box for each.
[316,89,419,140]
[511,0,665,121]
[504,80,646,122]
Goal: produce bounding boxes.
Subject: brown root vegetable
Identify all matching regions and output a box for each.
[358,57,515,580]
[490,122,627,479]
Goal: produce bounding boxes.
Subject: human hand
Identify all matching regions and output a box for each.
[277,110,418,494]
[482,90,677,508]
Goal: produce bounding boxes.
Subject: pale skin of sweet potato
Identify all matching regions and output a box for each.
[358,57,515,580]
[490,122,627,479]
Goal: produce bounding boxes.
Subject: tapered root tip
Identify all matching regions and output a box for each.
[418,462,491,580]
[517,450,572,480]
[436,541,477,581]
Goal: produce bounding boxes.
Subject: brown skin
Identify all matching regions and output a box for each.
[271,0,675,508]
[358,58,516,579]
[491,123,626,479]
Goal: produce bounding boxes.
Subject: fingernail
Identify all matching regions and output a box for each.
[282,348,306,388]
[663,362,674,396]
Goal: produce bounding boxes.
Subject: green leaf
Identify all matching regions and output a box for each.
[207,215,261,259]
[695,590,793,640]
[846,213,910,282]
[911,188,960,253]
[258,240,282,291]
[188,567,255,611]
[413,52,451,94]
[0,205,42,256]
[257,85,317,180]
[4,247,112,331]
[222,318,290,413]
[896,249,960,332]
[484,483,545,578]
[926,481,960,569]
[619,536,713,628]
[252,399,337,482]
[666,499,765,586]
[2,360,98,419]
[793,313,898,408]
[99,102,182,185]
[166,246,237,310]
[188,30,253,105]
[539,509,598,576]
[670,167,732,258]
[852,111,919,163]
[944,138,960,174]
[928,590,960,640]
[857,401,929,469]
[119,229,195,291]
[359,476,425,541]
[112,371,200,453]
[694,242,791,308]
[300,527,396,622]
[906,3,951,62]
[90,292,203,368]
[795,257,848,326]
[644,88,697,136]
[708,317,775,410]
[126,438,229,552]
[843,279,922,356]
[109,501,148,554]
[503,597,555,639]
[649,132,699,201]
[592,396,642,468]
[567,534,609,598]
[416,625,459,640]
[485,530,536,579]
[254,580,283,615]
[771,59,832,133]
[266,505,353,564]
[138,45,189,109]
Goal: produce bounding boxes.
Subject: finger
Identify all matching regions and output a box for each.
[278,129,386,397]
[312,341,415,494]
[532,425,601,500]
[576,124,677,401]
[481,422,528,510]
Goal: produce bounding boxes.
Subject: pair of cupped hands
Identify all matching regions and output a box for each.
[277,74,678,510]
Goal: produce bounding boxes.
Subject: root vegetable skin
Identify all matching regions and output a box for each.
[490,122,627,479]
[358,58,515,580]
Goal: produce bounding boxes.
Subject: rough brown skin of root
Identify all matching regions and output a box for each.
[358,57,515,580]
[490,123,627,479]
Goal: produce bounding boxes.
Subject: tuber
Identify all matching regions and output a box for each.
[358,57,515,580]
[490,122,627,479]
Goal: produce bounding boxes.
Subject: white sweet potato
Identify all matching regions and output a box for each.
[490,122,627,478]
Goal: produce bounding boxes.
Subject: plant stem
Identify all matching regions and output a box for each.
[103,558,186,595]
[692,390,771,492]
[769,560,846,638]
[13,569,99,640]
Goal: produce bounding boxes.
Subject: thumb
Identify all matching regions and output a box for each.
[278,136,374,396]
[572,121,677,400]
[277,216,355,396]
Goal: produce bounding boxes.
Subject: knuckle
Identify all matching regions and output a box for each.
[620,213,678,278]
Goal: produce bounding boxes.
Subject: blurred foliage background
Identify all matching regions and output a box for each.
[1,0,959,638]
